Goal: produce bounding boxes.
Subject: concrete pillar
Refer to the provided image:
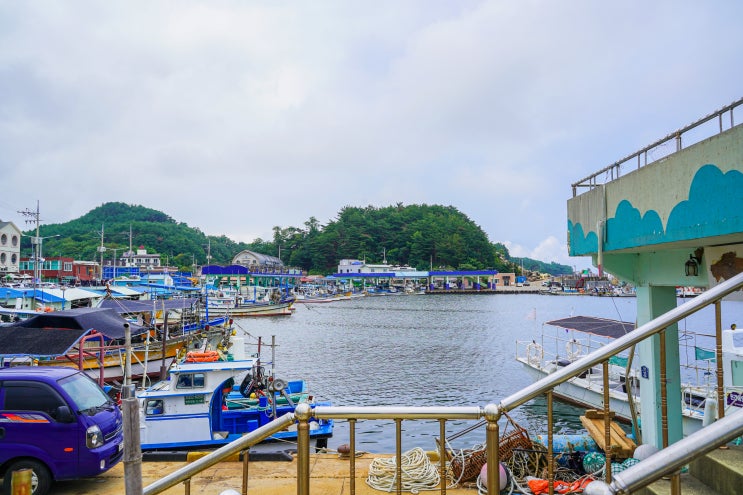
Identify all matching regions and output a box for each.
[636,285,683,447]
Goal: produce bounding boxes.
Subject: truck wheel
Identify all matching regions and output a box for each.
[2,460,52,495]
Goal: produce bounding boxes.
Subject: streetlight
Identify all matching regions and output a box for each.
[61,285,67,310]
[30,234,60,310]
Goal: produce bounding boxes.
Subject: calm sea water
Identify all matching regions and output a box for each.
[231,293,741,453]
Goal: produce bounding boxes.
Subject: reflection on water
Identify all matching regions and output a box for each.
[235,293,740,452]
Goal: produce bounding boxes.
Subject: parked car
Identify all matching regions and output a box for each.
[0,366,123,495]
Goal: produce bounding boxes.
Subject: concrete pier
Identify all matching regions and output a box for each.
[48,454,479,495]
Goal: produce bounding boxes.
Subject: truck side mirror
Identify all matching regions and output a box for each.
[56,405,75,423]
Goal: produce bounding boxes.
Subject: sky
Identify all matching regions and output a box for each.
[1,1,741,272]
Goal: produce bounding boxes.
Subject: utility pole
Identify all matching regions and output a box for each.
[97,224,106,284]
[18,201,41,310]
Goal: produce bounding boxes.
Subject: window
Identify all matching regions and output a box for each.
[11,235,18,246]
[176,373,205,389]
[3,381,68,420]
[64,262,72,271]
[0,233,5,245]
[145,399,164,415]
[0,253,5,264]
[11,254,17,264]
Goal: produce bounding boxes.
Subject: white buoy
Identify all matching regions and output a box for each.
[703,398,718,426]
[633,443,659,461]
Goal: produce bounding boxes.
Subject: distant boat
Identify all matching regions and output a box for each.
[201,287,294,316]
[137,352,333,451]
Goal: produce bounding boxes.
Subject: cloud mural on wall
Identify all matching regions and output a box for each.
[604,200,665,250]
[665,164,743,242]
[569,164,743,256]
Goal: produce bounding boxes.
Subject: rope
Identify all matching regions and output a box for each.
[366,447,440,493]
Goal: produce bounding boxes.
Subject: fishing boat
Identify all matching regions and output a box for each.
[201,287,294,316]
[515,315,743,436]
[137,342,333,451]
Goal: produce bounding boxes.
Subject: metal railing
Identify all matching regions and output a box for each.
[572,97,743,196]
[142,271,743,495]
[588,407,743,494]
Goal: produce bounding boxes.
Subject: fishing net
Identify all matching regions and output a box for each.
[449,412,532,483]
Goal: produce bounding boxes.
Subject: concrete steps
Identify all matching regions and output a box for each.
[637,445,743,495]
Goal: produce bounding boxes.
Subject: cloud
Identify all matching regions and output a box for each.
[0,1,741,267]
[504,237,592,272]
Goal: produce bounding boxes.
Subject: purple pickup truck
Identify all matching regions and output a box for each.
[0,366,124,495]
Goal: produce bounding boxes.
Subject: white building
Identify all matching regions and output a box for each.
[121,246,162,269]
[0,221,22,275]
[337,259,416,274]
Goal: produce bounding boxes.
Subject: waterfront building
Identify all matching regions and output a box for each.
[567,99,743,447]
[232,249,284,271]
[0,220,21,276]
[19,255,75,285]
[121,245,162,270]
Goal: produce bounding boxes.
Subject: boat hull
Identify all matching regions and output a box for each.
[202,301,293,316]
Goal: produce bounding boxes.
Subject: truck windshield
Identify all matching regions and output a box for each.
[58,373,114,414]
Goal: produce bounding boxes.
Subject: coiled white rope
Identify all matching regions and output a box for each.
[366,447,441,493]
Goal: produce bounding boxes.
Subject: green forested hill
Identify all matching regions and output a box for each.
[25,202,573,275]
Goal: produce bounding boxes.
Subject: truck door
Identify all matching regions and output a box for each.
[0,380,80,480]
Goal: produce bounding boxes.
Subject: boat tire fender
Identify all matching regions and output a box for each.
[566,339,584,361]
[526,342,543,366]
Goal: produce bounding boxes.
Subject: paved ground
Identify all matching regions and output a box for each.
[47,453,481,495]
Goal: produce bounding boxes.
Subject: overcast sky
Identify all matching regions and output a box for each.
[1,1,741,271]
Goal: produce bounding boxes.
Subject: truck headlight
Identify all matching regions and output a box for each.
[86,425,104,448]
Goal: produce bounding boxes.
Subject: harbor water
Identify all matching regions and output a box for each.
[232,293,741,453]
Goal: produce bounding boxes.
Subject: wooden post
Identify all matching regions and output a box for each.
[122,385,143,495]
[124,323,132,388]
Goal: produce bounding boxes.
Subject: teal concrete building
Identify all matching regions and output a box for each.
[567,98,743,447]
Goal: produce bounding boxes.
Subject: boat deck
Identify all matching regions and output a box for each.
[47,453,479,495]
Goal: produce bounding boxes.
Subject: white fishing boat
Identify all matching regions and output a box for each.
[137,340,333,451]
[202,286,294,316]
[516,316,743,437]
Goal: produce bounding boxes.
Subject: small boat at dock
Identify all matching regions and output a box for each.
[137,339,333,451]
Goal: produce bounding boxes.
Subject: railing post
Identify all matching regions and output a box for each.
[547,391,555,494]
[715,301,725,420]
[241,448,249,495]
[295,404,312,495]
[602,361,612,485]
[349,419,357,495]
[438,419,447,495]
[395,419,403,495]
[660,329,669,448]
[483,404,500,495]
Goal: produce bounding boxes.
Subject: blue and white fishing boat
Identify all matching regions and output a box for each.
[137,342,333,451]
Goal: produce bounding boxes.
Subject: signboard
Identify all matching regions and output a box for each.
[641,366,649,379]
[727,391,743,408]
[184,395,205,405]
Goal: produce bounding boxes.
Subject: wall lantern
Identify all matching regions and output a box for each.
[684,248,704,277]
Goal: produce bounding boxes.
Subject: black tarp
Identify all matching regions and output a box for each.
[13,307,147,338]
[98,297,198,314]
[545,316,635,339]
[0,327,91,356]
